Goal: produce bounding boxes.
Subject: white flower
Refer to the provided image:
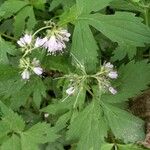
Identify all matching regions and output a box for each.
[21,69,30,80]
[33,67,43,75]
[104,62,114,69]
[17,34,32,47]
[32,58,40,66]
[109,87,117,95]
[66,87,75,95]
[44,113,49,118]
[108,71,118,79]
[35,37,48,48]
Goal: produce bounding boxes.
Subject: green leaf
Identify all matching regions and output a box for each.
[110,0,143,12]
[49,0,63,11]
[14,6,37,37]
[50,0,75,11]
[21,122,59,150]
[0,65,19,80]
[33,78,46,108]
[102,61,150,103]
[71,20,98,72]
[0,37,16,64]
[4,78,46,109]
[1,134,21,150]
[30,0,46,10]
[117,144,146,150]
[0,101,25,133]
[76,0,112,14]
[112,45,137,61]
[55,111,71,131]
[62,0,75,10]
[43,55,72,73]
[100,144,114,150]
[81,12,150,47]
[67,101,108,150]
[0,0,28,20]
[103,103,145,143]
[41,101,70,115]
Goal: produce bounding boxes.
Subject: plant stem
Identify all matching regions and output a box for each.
[32,26,52,37]
[144,8,149,26]
[0,33,17,41]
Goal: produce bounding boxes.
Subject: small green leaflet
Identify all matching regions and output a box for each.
[0,37,16,64]
[102,61,150,103]
[102,103,145,143]
[0,0,28,20]
[13,6,37,37]
[67,101,108,150]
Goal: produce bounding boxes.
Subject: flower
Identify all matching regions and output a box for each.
[35,37,48,48]
[32,58,40,66]
[17,34,32,47]
[21,69,30,80]
[44,113,49,118]
[109,86,117,95]
[66,87,75,95]
[108,71,118,79]
[32,58,43,75]
[104,62,114,69]
[43,28,71,54]
[33,67,43,75]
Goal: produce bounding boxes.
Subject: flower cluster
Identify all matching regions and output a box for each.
[35,28,71,54]
[20,58,43,80]
[17,22,71,80]
[98,62,118,95]
[64,61,118,96]
[17,28,70,54]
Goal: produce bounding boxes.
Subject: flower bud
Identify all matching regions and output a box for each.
[109,87,117,95]
[21,69,30,80]
[33,67,43,75]
[66,87,75,95]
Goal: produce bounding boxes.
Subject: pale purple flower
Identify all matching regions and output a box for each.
[66,87,75,95]
[33,67,43,75]
[43,28,71,54]
[17,34,32,47]
[108,71,118,79]
[21,69,30,80]
[35,37,48,48]
[109,87,117,95]
[24,34,32,44]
